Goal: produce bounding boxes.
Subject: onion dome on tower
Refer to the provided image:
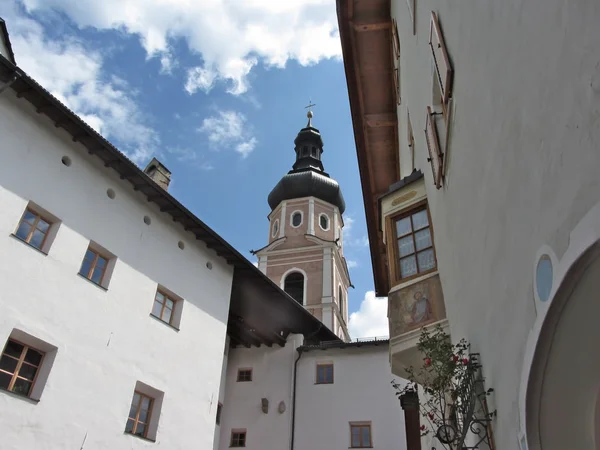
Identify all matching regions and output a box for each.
[268,110,346,213]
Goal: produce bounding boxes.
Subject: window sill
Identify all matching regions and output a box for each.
[0,386,40,404]
[10,233,48,256]
[124,431,156,443]
[315,382,334,385]
[77,273,108,291]
[149,313,180,331]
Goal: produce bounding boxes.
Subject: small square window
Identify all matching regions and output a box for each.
[125,391,154,438]
[350,423,372,448]
[216,403,223,425]
[316,363,334,384]
[124,382,164,441]
[230,430,246,447]
[15,209,51,250]
[152,291,175,325]
[78,243,115,289]
[0,339,44,397]
[13,204,60,254]
[237,369,252,382]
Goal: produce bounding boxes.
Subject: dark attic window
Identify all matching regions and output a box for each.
[311,147,317,157]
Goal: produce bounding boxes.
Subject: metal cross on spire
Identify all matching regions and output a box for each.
[305,99,316,127]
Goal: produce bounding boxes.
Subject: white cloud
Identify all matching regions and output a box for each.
[18,0,342,95]
[346,260,358,269]
[343,215,369,248]
[348,291,389,340]
[4,3,157,163]
[198,110,257,158]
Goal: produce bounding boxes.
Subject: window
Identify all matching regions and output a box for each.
[79,246,110,286]
[291,211,303,228]
[0,339,44,397]
[237,368,252,382]
[311,146,317,157]
[302,146,308,157]
[230,430,246,447]
[15,209,51,251]
[319,214,330,231]
[152,290,176,325]
[272,219,279,237]
[350,423,372,448]
[283,272,304,305]
[126,391,154,438]
[216,403,223,425]
[339,286,346,321]
[316,363,334,384]
[392,205,436,280]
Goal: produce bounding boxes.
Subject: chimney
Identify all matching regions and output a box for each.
[143,157,171,191]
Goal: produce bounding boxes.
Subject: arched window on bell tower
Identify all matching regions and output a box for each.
[284,272,305,305]
[338,285,345,321]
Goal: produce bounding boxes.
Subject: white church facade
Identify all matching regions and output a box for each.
[0,17,408,450]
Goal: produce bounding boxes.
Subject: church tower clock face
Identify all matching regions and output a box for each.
[253,109,352,342]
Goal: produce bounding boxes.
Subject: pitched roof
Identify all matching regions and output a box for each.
[299,337,389,352]
[0,51,339,347]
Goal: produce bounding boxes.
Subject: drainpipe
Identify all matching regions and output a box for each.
[290,347,304,450]
[0,75,17,95]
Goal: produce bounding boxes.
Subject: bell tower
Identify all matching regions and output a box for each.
[253,108,352,341]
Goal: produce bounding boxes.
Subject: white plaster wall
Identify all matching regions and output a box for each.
[213,337,230,450]
[218,335,302,450]
[295,345,406,450]
[391,0,600,448]
[0,36,11,63]
[0,91,233,449]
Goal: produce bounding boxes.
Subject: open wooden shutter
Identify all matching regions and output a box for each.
[425,106,443,189]
[392,19,400,59]
[429,12,453,105]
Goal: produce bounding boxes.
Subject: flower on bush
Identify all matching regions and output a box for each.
[391,324,480,444]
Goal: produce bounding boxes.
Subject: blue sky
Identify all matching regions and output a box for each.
[2,0,388,338]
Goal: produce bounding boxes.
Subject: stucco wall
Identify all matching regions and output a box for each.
[220,341,406,450]
[0,90,232,449]
[391,0,600,447]
[218,336,302,450]
[295,345,406,450]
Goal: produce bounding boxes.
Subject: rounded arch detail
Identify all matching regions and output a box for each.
[280,267,308,306]
[520,201,600,450]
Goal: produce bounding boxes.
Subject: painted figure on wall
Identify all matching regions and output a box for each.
[410,291,432,324]
[389,275,445,336]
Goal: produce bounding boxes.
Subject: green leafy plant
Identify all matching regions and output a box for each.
[391,324,495,448]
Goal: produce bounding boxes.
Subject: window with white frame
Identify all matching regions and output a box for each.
[319,213,330,231]
[291,211,303,228]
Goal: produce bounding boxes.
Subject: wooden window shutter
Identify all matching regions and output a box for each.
[392,19,400,59]
[425,106,443,189]
[429,11,453,105]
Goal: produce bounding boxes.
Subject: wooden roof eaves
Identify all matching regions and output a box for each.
[336,0,396,296]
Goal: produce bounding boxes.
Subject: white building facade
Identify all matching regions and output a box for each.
[0,20,339,449]
[0,78,232,449]
[338,0,600,449]
[218,337,406,450]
